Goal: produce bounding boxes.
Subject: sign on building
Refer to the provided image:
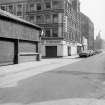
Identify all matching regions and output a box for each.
[64,16,68,32]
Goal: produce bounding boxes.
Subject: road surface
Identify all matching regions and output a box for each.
[0,52,105,105]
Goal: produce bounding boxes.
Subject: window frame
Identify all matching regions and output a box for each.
[52,28,58,37]
[36,3,42,11]
[45,2,51,9]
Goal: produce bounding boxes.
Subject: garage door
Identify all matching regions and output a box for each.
[0,40,15,66]
[46,46,57,57]
[19,41,37,63]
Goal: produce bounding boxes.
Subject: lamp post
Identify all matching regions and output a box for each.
[37,29,44,61]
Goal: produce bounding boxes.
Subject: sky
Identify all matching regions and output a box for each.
[80,0,105,40]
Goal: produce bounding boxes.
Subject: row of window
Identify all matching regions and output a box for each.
[0,4,24,16]
[28,0,63,12]
[27,14,59,24]
[64,31,81,42]
[44,28,81,43]
[0,0,63,14]
[44,29,58,37]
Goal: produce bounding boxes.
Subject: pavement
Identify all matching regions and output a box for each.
[0,55,80,88]
[1,99,105,105]
[0,55,79,76]
[1,54,105,105]
[29,99,105,105]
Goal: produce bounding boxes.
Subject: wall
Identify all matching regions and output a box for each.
[0,18,40,41]
[71,45,77,55]
[62,44,68,56]
[0,15,41,65]
[57,45,63,56]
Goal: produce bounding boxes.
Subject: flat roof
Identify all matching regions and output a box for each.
[0,9,41,30]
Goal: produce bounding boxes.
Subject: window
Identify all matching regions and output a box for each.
[45,2,51,9]
[52,0,59,8]
[45,15,51,23]
[9,5,13,10]
[53,14,58,23]
[16,4,23,15]
[30,3,35,12]
[70,32,73,40]
[29,15,35,22]
[8,5,13,13]
[30,4,34,8]
[73,33,75,41]
[36,15,42,23]
[36,3,41,10]
[52,0,63,9]
[1,5,6,11]
[45,29,51,37]
[17,11,22,16]
[52,29,58,37]
[17,4,22,8]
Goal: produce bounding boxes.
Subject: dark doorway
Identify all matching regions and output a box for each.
[68,46,71,56]
[46,46,57,57]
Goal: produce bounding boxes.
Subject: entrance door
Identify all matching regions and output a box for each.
[46,46,57,57]
[68,46,71,56]
[0,39,15,66]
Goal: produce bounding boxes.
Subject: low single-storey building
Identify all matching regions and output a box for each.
[0,9,41,66]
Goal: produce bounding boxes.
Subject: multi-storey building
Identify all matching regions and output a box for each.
[80,12,94,50]
[0,0,82,57]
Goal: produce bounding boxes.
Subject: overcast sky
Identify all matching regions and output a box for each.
[80,0,105,40]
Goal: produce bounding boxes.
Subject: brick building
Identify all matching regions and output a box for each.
[0,9,41,66]
[0,0,82,57]
[80,12,94,50]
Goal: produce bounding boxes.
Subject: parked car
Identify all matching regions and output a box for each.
[94,50,102,54]
[79,50,90,57]
[88,50,94,56]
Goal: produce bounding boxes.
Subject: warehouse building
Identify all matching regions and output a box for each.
[0,9,41,66]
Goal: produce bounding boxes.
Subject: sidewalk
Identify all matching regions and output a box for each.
[0,55,80,88]
[1,98,105,105]
[0,55,79,76]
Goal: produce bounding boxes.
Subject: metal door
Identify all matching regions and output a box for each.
[0,39,15,66]
[46,46,57,57]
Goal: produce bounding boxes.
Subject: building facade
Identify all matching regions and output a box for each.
[0,9,41,66]
[0,0,82,57]
[80,12,94,50]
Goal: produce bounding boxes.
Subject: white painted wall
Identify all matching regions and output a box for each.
[71,46,77,55]
[57,45,63,56]
[62,44,68,56]
[58,44,68,57]
[41,41,78,57]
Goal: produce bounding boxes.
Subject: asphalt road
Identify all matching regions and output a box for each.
[0,52,105,104]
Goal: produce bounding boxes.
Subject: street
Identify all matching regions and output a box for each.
[0,52,105,105]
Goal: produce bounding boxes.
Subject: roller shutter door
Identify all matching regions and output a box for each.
[0,40,14,66]
[46,46,57,57]
[19,41,37,63]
